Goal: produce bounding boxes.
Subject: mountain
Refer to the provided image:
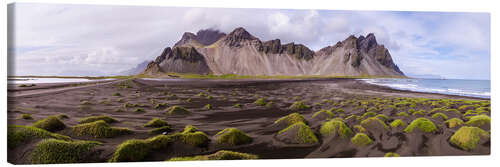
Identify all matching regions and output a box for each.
[118,60,150,75]
[143,27,405,77]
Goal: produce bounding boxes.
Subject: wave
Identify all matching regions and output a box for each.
[360,79,490,98]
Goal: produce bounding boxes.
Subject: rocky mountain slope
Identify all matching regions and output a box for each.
[143,27,405,77]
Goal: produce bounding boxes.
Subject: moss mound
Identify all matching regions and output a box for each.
[8,125,72,149]
[396,112,409,117]
[384,152,400,157]
[449,126,489,151]
[274,113,306,127]
[353,125,366,133]
[178,131,211,147]
[312,109,335,120]
[32,116,66,132]
[150,126,172,135]
[109,139,151,162]
[183,125,198,133]
[361,111,377,118]
[319,119,353,139]
[20,113,33,120]
[412,110,426,116]
[360,117,389,131]
[445,118,465,128]
[214,128,253,146]
[389,119,407,128]
[254,98,267,106]
[167,106,191,115]
[431,112,448,120]
[289,101,311,111]
[31,139,100,164]
[404,117,437,133]
[144,118,169,128]
[78,115,118,124]
[277,122,318,144]
[169,150,258,161]
[465,115,490,128]
[72,120,132,138]
[133,108,146,113]
[350,133,373,147]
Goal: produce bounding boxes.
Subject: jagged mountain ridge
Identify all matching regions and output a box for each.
[143,27,405,77]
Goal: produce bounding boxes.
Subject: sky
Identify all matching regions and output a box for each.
[8,3,491,80]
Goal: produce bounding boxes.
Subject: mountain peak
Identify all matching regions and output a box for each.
[195,29,226,45]
[223,27,258,47]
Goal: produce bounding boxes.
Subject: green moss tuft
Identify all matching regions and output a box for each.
[183,125,198,133]
[412,110,426,116]
[465,114,490,128]
[404,117,438,133]
[144,118,169,128]
[72,120,132,138]
[312,109,335,120]
[113,92,121,96]
[78,115,118,124]
[154,103,168,109]
[289,101,311,111]
[350,133,373,147]
[20,113,33,120]
[397,111,409,117]
[168,150,258,161]
[431,112,448,120]
[384,152,400,157]
[167,106,191,115]
[375,114,389,121]
[449,126,489,151]
[57,114,69,119]
[360,117,389,130]
[31,139,100,164]
[178,131,210,147]
[353,125,366,133]
[254,98,267,106]
[390,119,407,128]
[7,125,72,149]
[445,118,464,128]
[274,113,306,126]
[319,119,353,138]
[214,128,253,146]
[234,103,242,108]
[32,116,66,132]
[149,126,172,135]
[133,108,146,113]
[361,111,377,118]
[109,139,151,162]
[278,122,318,144]
[204,104,212,110]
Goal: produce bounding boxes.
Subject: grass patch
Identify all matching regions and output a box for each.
[319,119,353,138]
[449,126,489,151]
[31,139,101,164]
[384,152,400,157]
[32,116,66,132]
[150,126,172,135]
[289,101,311,111]
[144,118,169,128]
[78,115,118,124]
[72,120,132,138]
[214,128,252,146]
[278,122,318,144]
[7,125,72,149]
[445,118,464,128]
[465,114,490,128]
[404,117,437,133]
[350,133,373,147]
[168,150,258,161]
[431,112,448,120]
[167,106,191,115]
[390,119,407,128]
[20,113,33,120]
[254,98,267,106]
[274,113,306,126]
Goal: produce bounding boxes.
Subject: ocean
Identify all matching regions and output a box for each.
[361,78,490,99]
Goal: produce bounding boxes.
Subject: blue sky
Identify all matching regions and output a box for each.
[8,3,490,80]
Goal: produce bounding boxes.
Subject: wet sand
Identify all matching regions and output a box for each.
[7,78,490,163]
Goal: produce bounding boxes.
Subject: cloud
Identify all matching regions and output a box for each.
[8,3,490,79]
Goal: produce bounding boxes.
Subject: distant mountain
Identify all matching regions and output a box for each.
[118,60,150,75]
[143,27,405,77]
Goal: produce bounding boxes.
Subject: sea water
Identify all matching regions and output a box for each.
[361,78,490,99]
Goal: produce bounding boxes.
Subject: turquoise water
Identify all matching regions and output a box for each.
[361,78,490,98]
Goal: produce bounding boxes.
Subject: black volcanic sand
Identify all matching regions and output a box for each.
[7,78,491,164]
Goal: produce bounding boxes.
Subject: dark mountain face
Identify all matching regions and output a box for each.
[174,29,226,47]
[144,27,405,77]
